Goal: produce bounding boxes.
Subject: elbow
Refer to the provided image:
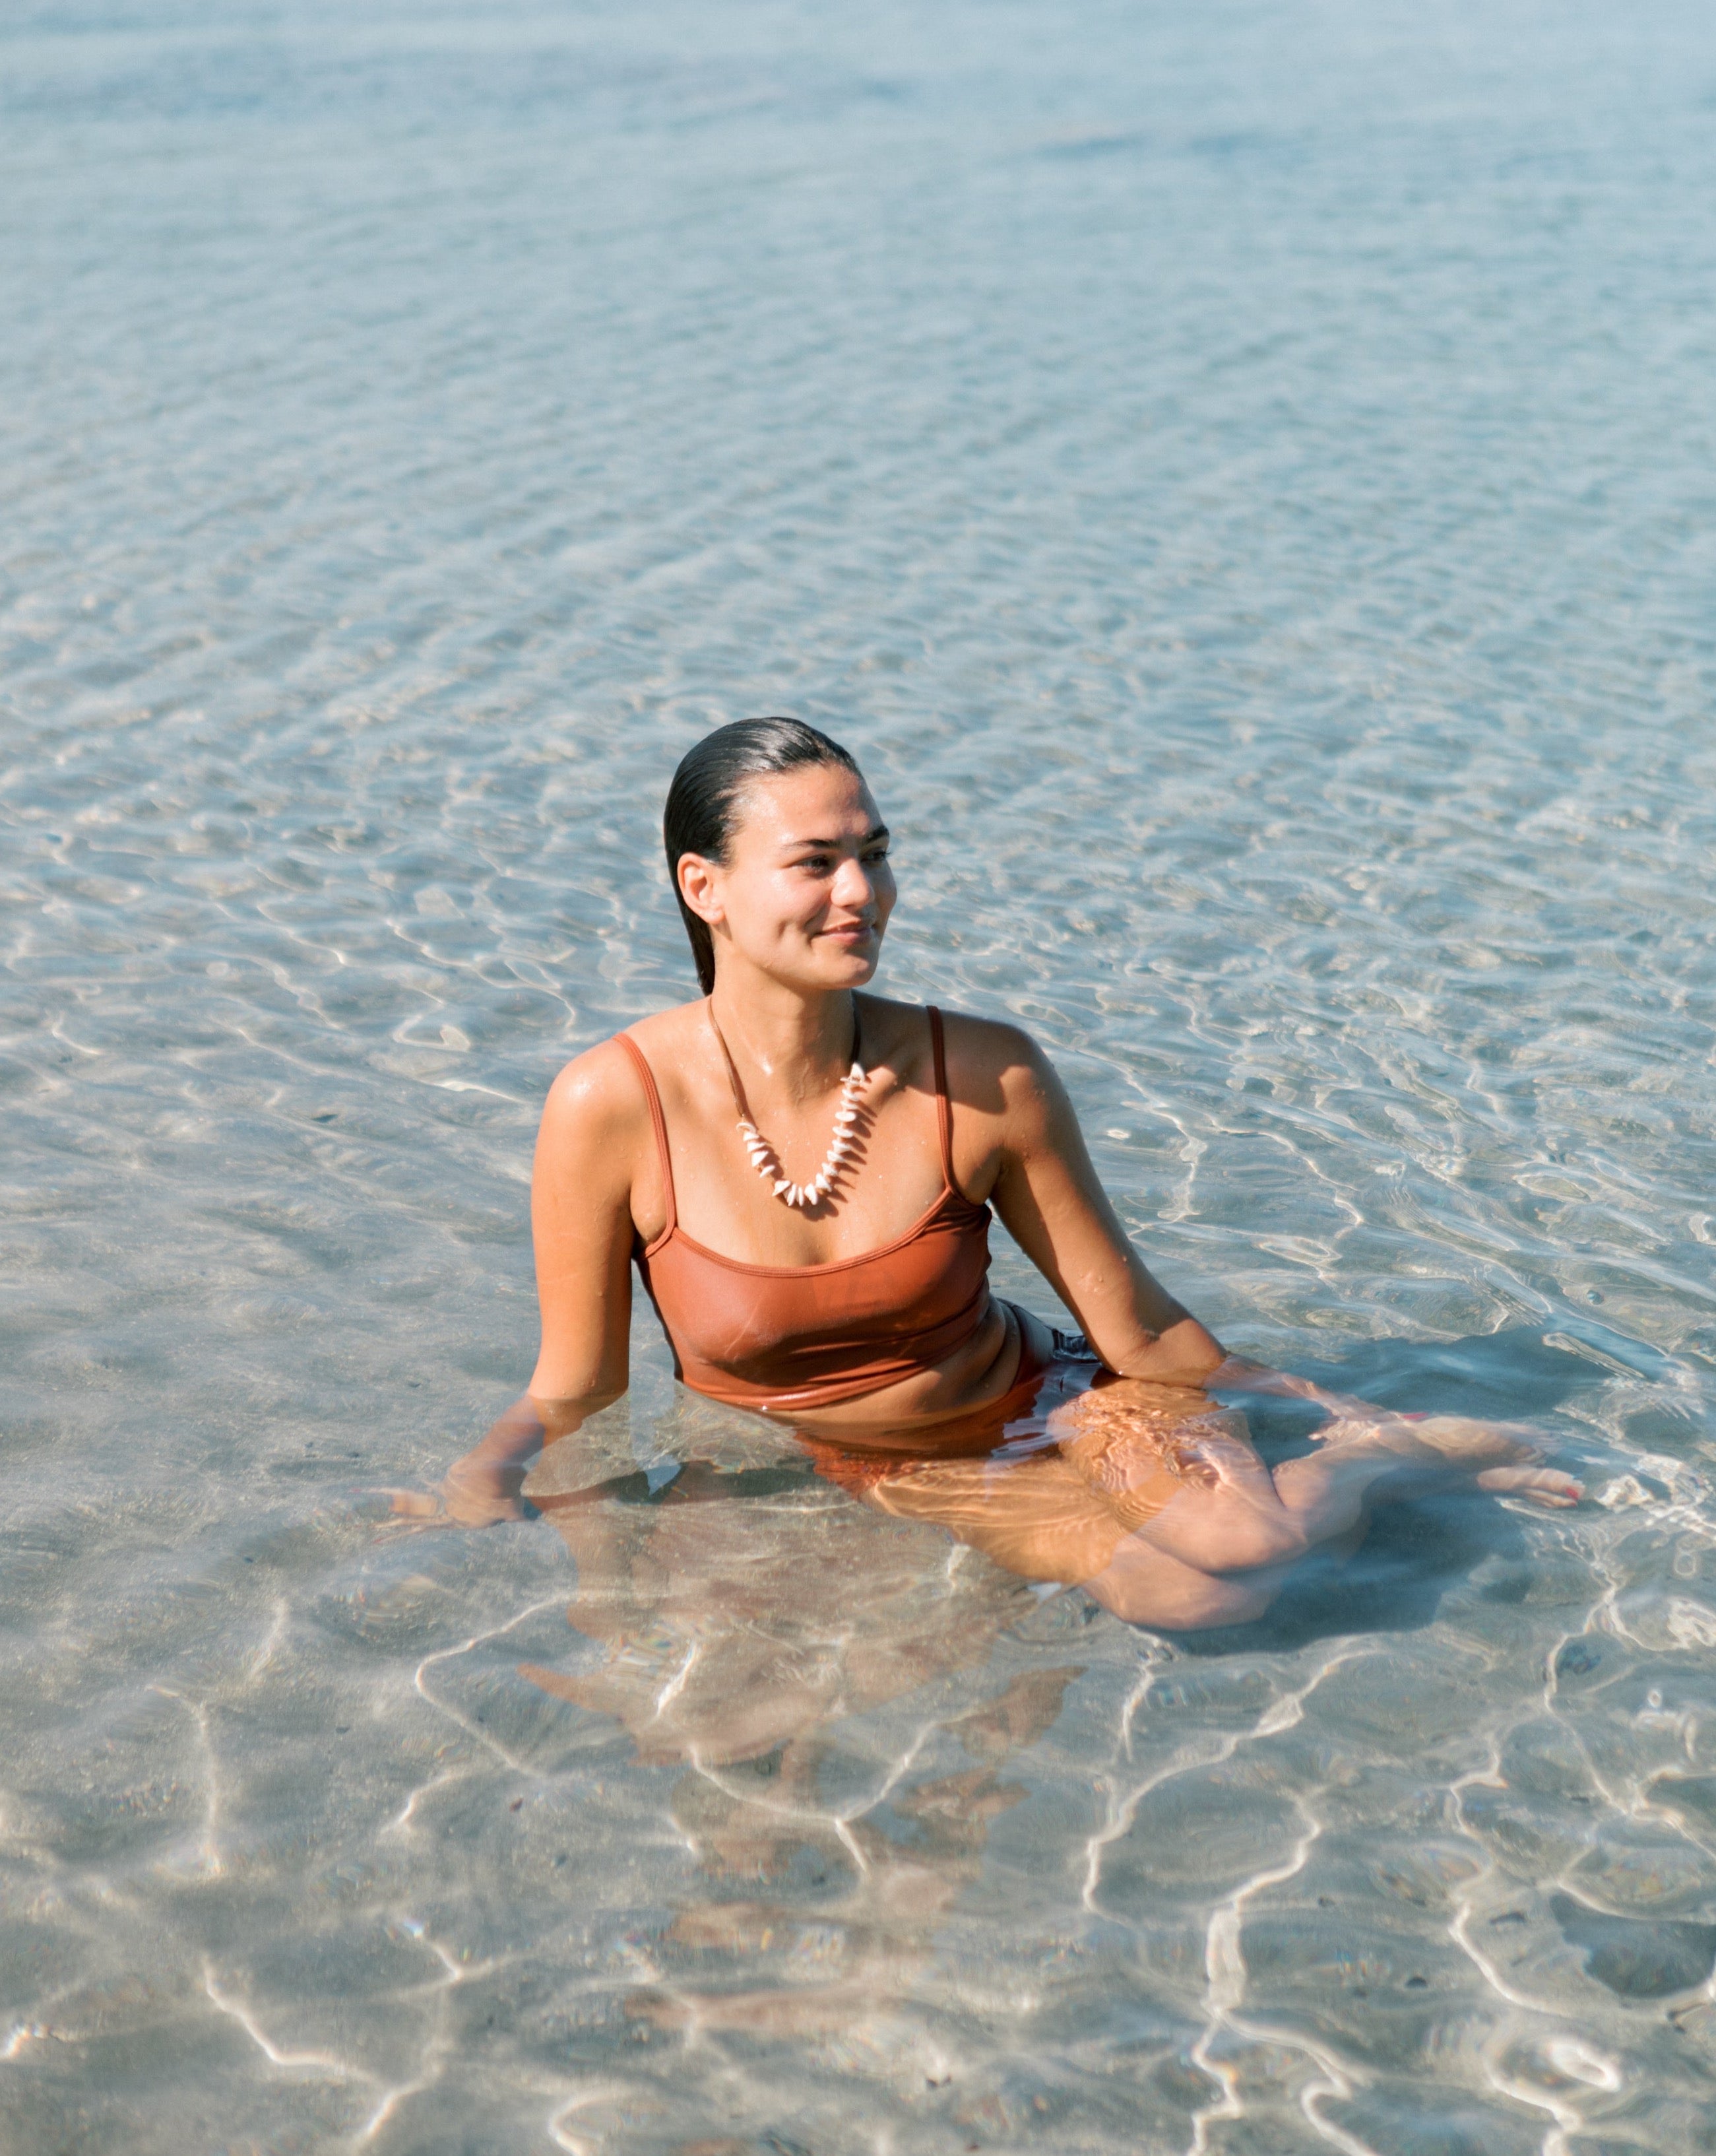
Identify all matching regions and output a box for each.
[1178,1320,1226,1381]
[1123,1315,1225,1387]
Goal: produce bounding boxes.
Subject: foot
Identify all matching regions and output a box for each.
[1474,1464,1583,1509]
[1315,1414,1583,1509]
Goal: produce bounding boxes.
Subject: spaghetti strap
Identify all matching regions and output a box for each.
[927,1005,959,1191]
[621,999,996,1414]
[615,1032,677,1235]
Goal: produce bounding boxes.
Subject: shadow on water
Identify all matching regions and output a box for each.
[1180,1326,1611,1658]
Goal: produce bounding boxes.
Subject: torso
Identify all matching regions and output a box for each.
[616,996,1046,1437]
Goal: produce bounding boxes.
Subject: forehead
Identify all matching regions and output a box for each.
[731,763,880,845]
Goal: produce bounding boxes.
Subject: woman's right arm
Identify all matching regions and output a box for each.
[439,1042,644,1524]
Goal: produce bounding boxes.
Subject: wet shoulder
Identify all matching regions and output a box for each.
[927,1005,1055,1126]
[538,1013,694,1158]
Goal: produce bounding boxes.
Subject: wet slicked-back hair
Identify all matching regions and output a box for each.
[663,717,862,993]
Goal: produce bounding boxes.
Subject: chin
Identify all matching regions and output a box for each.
[833,944,881,983]
[788,944,880,991]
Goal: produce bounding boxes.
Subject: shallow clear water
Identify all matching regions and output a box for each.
[5,0,1716,2148]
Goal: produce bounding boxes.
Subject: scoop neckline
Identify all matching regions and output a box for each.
[641,1181,986,1274]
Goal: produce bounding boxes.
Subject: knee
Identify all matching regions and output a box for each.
[1224,1513,1311,1571]
[1153,1505,1310,1575]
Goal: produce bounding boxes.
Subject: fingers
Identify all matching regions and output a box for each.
[376,1482,530,1527]
[444,1486,530,1526]
[381,1486,446,1520]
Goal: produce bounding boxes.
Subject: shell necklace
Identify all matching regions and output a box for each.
[707,998,866,1211]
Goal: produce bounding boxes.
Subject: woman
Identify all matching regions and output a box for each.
[431,717,1579,1630]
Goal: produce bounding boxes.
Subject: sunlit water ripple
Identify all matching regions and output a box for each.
[4,0,1716,2149]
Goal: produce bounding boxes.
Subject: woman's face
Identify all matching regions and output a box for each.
[681,762,897,994]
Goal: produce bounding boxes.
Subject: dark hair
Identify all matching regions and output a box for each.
[664,717,862,993]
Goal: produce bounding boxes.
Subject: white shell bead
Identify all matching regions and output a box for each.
[738,1055,865,1210]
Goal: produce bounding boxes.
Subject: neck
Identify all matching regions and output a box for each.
[707,978,858,1103]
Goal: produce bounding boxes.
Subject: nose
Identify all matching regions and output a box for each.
[829,854,874,913]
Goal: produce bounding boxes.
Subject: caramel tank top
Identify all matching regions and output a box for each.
[616,1007,996,1416]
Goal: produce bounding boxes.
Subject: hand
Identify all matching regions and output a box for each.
[1309,1410,1584,1509]
[386,1451,536,1528]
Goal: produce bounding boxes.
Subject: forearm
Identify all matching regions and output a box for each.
[1110,1309,1227,1385]
[1207,1356,1408,1425]
[445,1387,624,1515]
[457,1396,551,1478]
[1094,1302,1393,1412]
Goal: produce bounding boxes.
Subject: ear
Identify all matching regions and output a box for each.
[677,852,723,927]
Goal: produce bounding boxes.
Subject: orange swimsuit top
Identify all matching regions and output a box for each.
[616,1007,996,1416]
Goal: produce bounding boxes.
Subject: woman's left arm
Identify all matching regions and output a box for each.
[978,1022,1225,1384]
[976,1023,1453,1428]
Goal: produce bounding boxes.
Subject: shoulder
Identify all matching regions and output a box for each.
[928,1006,1087,1172]
[541,1037,645,1126]
[858,995,1042,1073]
[927,1004,1062,1123]
[536,1007,698,1160]
[936,1005,1052,1078]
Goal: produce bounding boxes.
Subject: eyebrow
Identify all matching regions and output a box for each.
[782,824,889,851]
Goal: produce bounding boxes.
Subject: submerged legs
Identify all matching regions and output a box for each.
[866,1386,1581,1633]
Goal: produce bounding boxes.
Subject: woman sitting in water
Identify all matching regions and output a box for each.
[437,717,1579,1629]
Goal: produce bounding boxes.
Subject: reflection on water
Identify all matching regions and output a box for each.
[524,1454,1075,2042]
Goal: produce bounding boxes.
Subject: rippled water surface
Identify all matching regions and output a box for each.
[6,0,1716,2148]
